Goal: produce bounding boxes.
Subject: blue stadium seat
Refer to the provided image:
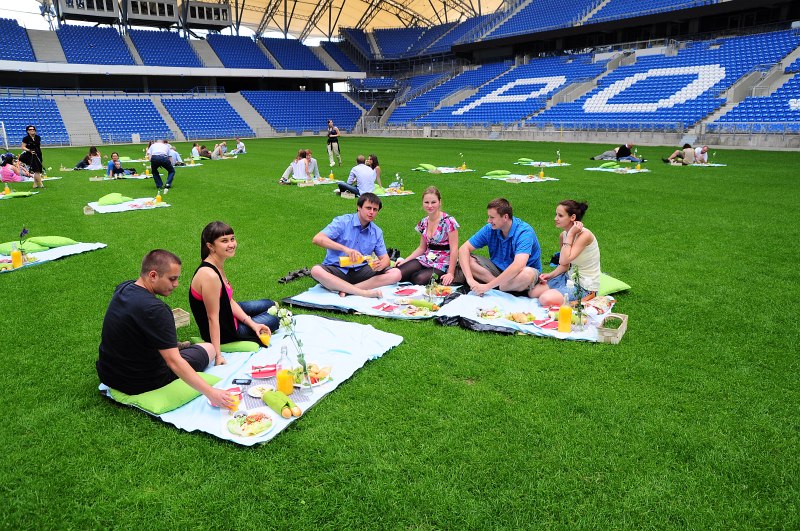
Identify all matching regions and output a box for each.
[161,98,253,139]
[240,91,362,133]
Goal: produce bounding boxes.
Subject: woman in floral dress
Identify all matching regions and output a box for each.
[396,186,460,285]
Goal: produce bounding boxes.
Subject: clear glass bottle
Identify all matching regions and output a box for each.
[276,346,294,395]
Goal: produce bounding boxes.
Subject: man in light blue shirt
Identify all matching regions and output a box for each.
[310,193,401,298]
[457,198,541,296]
[337,155,375,196]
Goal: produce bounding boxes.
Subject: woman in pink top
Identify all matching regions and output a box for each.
[189,221,279,365]
[1,153,24,182]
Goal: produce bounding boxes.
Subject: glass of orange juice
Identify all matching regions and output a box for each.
[227,392,241,412]
[276,369,294,395]
[259,332,270,347]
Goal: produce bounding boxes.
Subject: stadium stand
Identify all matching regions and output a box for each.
[487,0,596,39]
[709,74,800,133]
[0,18,37,62]
[340,28,375,60]
[786,56,800,74]
[320,41,362,71]
[57,25,135,65]
[529,30,800,131]
[428,14,497,54]
[161,98,253,139]
[0,97,69,145]
[351,78,400,90]
[417,55,605,126]
[405,23,456,57]
[589,0,720,24]
[129,29,203,68]
[240,90,362,133]
[206,34,274,69]
[387,61,513,124]
[85,98,173,143]
[260,37,328,70]
[373,27,427,59]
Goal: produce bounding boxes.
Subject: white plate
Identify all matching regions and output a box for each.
[247,384,274,398]
[224,407,275,439]
[293,375,333,388]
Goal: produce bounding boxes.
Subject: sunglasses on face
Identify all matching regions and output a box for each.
[27,128,35,132]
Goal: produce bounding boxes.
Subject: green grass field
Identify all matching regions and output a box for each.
[2,137,797,528]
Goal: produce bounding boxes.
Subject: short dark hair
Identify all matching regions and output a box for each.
[357,192,382,210]
[487,198,513,219]
[141,249,181,277]
[201,221,234,259]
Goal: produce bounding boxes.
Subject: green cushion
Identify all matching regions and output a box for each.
[517,158,534,163]
[27,236,78,248]
[599,162,619,169]
[373,185,385,195]
[419,163,437,171]
[3,192,34,198]
[598,273,631,296]
[189,338,261,353]
[0,240,49,254]
[109,372,222,414]
[97,193,133,206]
[118,156,133,161]
[485,170,511,176]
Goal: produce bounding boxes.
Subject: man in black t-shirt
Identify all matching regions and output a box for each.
[97,250,235,408]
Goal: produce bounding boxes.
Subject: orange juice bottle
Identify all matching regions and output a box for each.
[557,293,572,333]
[329,170,335,180]
[339,255,364,267]
[10,243,23,269]
[539,169,545,179]
[276,346,294,395]
[155,191,162,203]
[3,183,10,195]
[636,162,641,171]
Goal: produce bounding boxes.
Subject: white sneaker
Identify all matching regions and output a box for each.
[333,189,341,194]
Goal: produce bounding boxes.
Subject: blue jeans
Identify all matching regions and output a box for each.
[546,273,592,302]
[150,155,175,189]
[235,299,279,339]
[337,182,360,195]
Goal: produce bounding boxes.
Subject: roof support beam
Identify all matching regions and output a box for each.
[299,0,335,40]
[255,0,283,35]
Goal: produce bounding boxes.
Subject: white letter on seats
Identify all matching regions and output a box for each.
[453,76,567,115]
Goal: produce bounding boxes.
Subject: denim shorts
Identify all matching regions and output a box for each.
[546,273,594,302]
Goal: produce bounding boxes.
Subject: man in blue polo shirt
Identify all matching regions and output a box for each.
[310,192,401,298]
[457,198,541,296]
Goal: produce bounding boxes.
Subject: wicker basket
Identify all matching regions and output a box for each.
[172,308,190,328]
[597,313,628,344]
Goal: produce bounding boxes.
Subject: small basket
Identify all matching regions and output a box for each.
[172,308,190,328]
[597,313,628,344]
[83,205,95,215]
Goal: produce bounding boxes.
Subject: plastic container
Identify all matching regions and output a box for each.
[10,242,23,269]
[558,293,572,333]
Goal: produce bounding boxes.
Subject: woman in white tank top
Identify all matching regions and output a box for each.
[528,200,601,307]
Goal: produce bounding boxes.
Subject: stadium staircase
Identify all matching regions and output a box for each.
[255,41,281,69]
[122,34,144,66]
[225,92,275,136]
[577,0,612,25]
[150,98,186,141]
[26,29,66,63]
[190,40,223,68]
[366,33,383,60]
[311,46,341,71]
[473,1,525,41]
[53,97,101,145]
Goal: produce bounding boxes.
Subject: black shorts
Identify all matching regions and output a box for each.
[179,345,211,372]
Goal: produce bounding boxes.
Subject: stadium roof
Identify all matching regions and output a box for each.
[186,0,503,41]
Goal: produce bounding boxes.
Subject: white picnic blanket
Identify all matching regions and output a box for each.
[287,283,449,319]
[98,315,403,446]
[687,163,726,167]
[376,190,415,197]
[584,167,651,173]
[86,197,171,214]
[295,177,337,186]
[412,166,475,174]
[177,163,203,168]
[89,175,149,181]
[0,242,107,273]
[482,174,559,183]
[514,161,571,167]
[436,289,613,341]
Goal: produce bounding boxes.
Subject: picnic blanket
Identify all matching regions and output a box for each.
[0,191,38,200]
[376,189,414,197]
[285,283,452,319]
[412,166,475,174]
[686,163,727,167]
[177,163,203,168]
[585,167,651,174]
[85,197,171,214]
[482,174,559,183]
[514,161,571,167]
[89,175,149,181]
[295,177,337,186]
[0,242,107,273]
[436,289,615,341]
[99,315,403,446]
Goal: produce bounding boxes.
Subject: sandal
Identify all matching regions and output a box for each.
[278,267,311,284]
